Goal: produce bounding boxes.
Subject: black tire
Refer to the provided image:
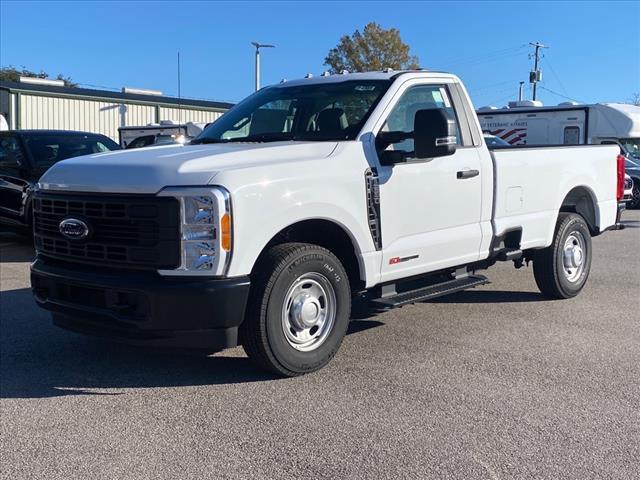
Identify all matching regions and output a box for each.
[532,212,592,299]
[241,243,351,377]
[628,183,640,210]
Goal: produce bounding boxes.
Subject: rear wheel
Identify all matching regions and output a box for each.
[241,243,351,376]
[532,213,592,299]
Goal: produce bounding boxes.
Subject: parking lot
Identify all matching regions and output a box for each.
[0,211,638,479]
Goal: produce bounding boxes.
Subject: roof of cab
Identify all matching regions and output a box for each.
[271,70,457,87]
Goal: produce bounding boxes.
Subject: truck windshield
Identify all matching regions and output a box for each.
[192,80,391,144]
[620,138,640,159]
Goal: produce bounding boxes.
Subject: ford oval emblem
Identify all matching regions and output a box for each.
[59,218,90,240]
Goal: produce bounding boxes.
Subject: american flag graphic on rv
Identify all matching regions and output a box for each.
[487,128,527,145]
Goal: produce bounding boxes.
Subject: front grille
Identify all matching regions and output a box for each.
[33,192,181,270]
[624,177,633,189]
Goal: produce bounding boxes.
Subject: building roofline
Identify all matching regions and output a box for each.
[9,129,118,136]
[0,80,234,110]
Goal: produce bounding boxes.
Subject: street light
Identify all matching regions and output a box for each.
[251,41,275,91]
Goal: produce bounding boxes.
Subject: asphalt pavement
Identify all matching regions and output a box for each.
[1,211,639,479]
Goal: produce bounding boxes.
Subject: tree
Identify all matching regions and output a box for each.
[0,66,77,87]
[629,92,640,106]
[324,22,420,73]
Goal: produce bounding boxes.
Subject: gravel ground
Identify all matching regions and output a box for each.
[1,211,639,479]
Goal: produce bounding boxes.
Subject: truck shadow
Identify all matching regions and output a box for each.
[430,289,549,304]
[0,287,383,399]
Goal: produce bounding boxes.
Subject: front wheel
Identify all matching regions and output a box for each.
[241,243,351,377]
[532,213,592,299]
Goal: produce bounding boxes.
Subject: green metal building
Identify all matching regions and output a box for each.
[0,79,233,141]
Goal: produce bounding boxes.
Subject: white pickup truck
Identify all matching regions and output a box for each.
[31,71,626,376]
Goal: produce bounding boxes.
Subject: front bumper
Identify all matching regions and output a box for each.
[31,257,250,350]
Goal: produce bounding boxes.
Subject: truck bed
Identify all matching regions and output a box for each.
[489,144,619,250]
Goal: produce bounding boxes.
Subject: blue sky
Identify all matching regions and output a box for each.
[1,1,638,107]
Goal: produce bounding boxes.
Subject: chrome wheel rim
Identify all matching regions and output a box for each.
[562,231,586,283]
[281,272,336,352]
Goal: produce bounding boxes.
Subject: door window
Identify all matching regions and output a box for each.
[0,135,25,168]
[563,126,581,145]
[381,85,461,155]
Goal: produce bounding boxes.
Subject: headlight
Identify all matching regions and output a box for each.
[157,186,232,276]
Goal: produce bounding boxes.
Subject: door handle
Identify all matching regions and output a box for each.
[457,169,479,179]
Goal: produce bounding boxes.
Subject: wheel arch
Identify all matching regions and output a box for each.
[558,185,600,235]
[251,218,366,291]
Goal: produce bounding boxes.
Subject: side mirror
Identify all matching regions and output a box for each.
[414,108,457,159]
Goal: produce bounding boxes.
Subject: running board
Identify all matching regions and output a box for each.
[371,274,489,308]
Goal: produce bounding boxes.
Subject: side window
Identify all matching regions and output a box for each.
[23,138,60,165]
[382,85,461,154]
[0,136,25,168]
[94,141,111,152]
[563,126,581,145]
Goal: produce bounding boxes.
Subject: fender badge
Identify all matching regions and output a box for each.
[389,255,419,265]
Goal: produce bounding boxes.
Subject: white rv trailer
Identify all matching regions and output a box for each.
[476,102,640,153]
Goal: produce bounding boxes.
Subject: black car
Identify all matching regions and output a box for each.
[0,130,120,231]
[625,156,640,209]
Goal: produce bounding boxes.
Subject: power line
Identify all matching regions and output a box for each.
[467,78,523,94]
[432,44,528,70]
[484,91,518,107]
[538,86,586,104]
[437,50,526,71]
[439,45,526,65]
[540,54,569,97]
[479,84,528,106]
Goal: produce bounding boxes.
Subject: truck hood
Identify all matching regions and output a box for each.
[38,141,338,194]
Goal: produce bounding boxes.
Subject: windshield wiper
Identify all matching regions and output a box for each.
[192,133,305,144]
[224,133,294,143]
[190,138,227,145]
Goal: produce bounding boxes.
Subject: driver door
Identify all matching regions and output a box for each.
[0,134,31,223]
[375,82,484,283]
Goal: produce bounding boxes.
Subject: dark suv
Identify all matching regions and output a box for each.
[0,130,120,231]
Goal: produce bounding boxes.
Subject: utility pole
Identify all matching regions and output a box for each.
[529,42,548,101]
[177,52,182,126]
[251,42,275,91]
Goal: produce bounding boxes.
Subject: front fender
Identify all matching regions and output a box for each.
[228,200,375,279]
